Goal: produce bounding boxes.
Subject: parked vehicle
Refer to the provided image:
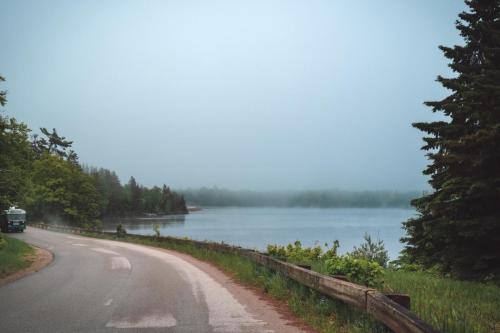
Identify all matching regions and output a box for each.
[0,207,26,232]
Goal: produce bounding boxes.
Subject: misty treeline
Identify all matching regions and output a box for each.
[180,187,418,208]
[0,77,187,228]
[83,168,188,218]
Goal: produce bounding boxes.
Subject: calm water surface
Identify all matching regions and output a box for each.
[104,207,416,259]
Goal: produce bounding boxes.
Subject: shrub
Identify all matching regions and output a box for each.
[153,224,160,238]
[267,240,324,263]
[325,255,384,288]
[116,224,127,237]
[0,234,5,250]
[348,233,389,268]
[321,240,340,260]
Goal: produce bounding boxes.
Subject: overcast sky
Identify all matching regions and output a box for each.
[1,0,465,191]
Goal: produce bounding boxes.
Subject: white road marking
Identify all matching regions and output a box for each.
[110,256,131,270]
[106,314,177,328]
[91,248,120,255]
[104,299,113,306]
[72,243,87,247]
[66,236,86,241]
[95,240,268,333]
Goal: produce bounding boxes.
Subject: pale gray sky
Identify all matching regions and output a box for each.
[0,0,465,191]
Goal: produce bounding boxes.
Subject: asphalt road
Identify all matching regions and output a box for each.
[0,227,308,333]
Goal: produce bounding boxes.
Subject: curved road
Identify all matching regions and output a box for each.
[0,228,309,333]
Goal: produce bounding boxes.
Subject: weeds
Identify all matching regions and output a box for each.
[0,234,34,277]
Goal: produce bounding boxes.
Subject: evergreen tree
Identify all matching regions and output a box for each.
[403,0,500,280]
[0,75,6,107]
[32,127,76,162]
[126,176,142,214]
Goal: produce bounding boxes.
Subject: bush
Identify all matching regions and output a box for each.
[267,238,385,288]
[116,224,127,237]
[0,234,5,250]
[325,255,384,288]
[153,224,160,238]
[348,233,389,268]
[267,240,325,263]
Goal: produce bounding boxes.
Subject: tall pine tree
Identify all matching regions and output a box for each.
[403,0,500,280]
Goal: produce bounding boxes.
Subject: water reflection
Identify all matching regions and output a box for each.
[103,214,186,231]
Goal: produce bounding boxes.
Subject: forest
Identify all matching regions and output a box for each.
[0,86,187,229]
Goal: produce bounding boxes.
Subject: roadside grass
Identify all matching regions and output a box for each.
[82,232,388,333]
[383,270,500,333]
[287,258,500,333]
[0,234,34,278]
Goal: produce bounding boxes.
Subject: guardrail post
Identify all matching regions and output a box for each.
[385,293,411,310]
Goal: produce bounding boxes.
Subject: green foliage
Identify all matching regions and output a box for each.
[0,75,7,107]
[85,166,188,217]
[116,223,127,237]
[0,234,5,249]
[153,223,160,238]
[403,0,500,280]
[32,128,76,162]
[384,270,500,333]
[267,240,323,262]
[267,238,385,287]
[0,115,32,210]
[325,255,384,288]
[0,234,34,277]
[26,154,100,227]
[349,233,389,268]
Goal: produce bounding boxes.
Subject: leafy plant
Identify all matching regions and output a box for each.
[153,223,160,238]
[325,255,384,288]
[267,240,326,263]
[0,234,6,250]
[349,233,389,268]
[116,224,127,237]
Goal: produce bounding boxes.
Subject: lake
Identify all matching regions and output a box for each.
[103,207,416,259]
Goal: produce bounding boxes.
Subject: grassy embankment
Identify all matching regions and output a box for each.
[79,231,500,333]
[0,234,34,278]
[309,261,500,333]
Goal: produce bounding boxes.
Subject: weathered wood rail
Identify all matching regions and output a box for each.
[30,223,439,333]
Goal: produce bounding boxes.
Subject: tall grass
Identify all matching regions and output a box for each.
[0,234,34,277]
[384,270,500,333]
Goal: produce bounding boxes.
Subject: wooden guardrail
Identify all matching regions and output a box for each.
[30,223,439,333]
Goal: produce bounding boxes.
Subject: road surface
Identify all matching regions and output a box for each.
[0,227,310,333]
